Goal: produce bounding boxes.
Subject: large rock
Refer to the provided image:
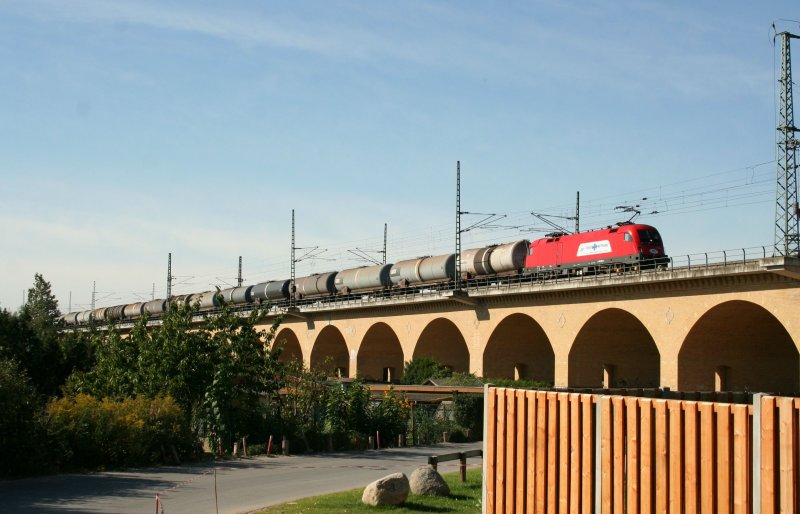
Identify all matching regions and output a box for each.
[409,466,450,496]
[361,472,410,506]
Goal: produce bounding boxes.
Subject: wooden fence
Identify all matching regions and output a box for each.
[482,386,800,514]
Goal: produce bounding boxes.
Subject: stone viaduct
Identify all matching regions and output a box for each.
[257,256,800,393]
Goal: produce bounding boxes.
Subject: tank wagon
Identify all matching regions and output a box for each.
[61,230,667,326]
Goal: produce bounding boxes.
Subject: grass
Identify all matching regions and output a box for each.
[254,467,483,513]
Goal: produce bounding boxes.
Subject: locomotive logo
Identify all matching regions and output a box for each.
[576,240,612,257]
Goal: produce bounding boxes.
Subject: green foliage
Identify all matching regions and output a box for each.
[0,274,89,397]
[411,403,459,445]
[69,300,284,452]
[45,394,193,469]
[202,306,284,447]
[484,377,551,388]
[280,361,333,451]
[400,357,453,385]
[325,378,372,436]
[368,387,411,444]
[452,393,483,439]
[0,357,46,477]
[20,273,61,341]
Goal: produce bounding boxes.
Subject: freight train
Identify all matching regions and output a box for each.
[61,223,667,325]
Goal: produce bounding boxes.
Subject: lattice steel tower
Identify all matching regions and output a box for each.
[775,31,800,256]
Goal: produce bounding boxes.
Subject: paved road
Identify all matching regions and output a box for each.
[0,442,483,514]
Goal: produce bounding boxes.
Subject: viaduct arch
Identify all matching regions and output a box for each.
[678,300,799,393]
[482,313,554,383]
[568,308,660,388]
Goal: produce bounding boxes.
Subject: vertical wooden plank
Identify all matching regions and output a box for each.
[559,393,571,514]
[495,388,507,514]
[717,404,731,513]
[668,401,683,514]
[640,399,653,514]
[761,397,776,514]
[548,392,559,514]
[654,400,668,514]
[516,390,527,514]
[684,402,699,514]
[582,395,594,514]
[779,397,795,514]
[527,391,537,514]
[505,389,517,514]
[700,402,716,514]
[626,397,640,514]
[612,397,625,514]
[486,387,497,514]
[536,392,548,514]
[601,397,613,514]
[571,395,582,514]
[732,404,750,514]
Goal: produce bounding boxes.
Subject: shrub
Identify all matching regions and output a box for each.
[46,394,193,470]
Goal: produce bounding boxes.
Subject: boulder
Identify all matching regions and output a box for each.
[361,472,410,506]
[409,466,450,496]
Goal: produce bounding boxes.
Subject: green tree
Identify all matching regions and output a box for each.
[280,360,332,451]
[400,357,453,385]
[69,299,283,452]
[20,273,61,340]
[0,357,46,477]
[201,304,283,449]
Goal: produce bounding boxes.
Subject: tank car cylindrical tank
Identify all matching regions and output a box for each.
[194,291,220,310]
[123,302,145,319]
[251,280,291,302]
[218,288,236,305]
[143,299,166,316]
[170,295,191,309]
[459,247,495,277]
[92,307,108,322]
[294,272,337,298]
[334,264,392,293]
[106,305,125,320]
[76,310,93,323]
[488,240,530,273]
[63,312,79,325]
[390,254,455,286]
[230,285,254,304]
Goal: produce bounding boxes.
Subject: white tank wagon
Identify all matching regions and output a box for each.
[335,264,392,294]
[459,240,529,278]
[390,254,456,287]
[294,272,338,298]
[251,280,291,303]
[143,299,166,316]
[123,302,145,319]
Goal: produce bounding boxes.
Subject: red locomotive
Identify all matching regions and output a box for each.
[523,223,667,276]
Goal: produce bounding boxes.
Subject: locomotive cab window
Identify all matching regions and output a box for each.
[637,229,662,245]
[624,232,633,242]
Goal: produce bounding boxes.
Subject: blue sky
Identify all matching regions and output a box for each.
[0,1,797,312]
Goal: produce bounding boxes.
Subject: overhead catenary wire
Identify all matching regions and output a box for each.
[70,159,778,309]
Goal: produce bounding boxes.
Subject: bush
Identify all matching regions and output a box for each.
[411,403,459,445]
[453,393,483,439]
[400,357,452,385]
[46,394,194,470]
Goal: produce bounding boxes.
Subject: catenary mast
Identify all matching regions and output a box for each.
[775,31,800,256]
